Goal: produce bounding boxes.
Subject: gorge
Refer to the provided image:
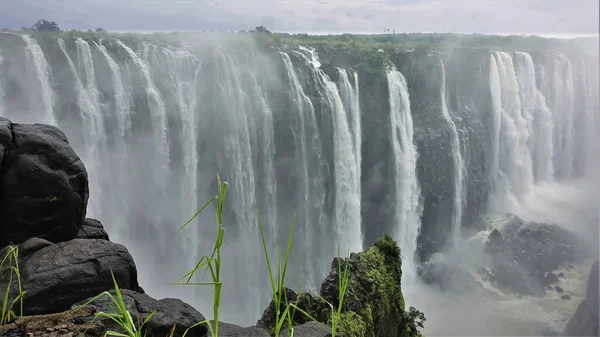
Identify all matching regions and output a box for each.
[0,30,598,336]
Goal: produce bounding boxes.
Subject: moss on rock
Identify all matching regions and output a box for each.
[337,311,367,337]
[258,235,425,337]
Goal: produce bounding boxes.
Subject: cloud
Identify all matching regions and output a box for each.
[1,0,597,34]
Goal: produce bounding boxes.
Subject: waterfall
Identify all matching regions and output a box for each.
[487,52,534,214]
[291,46,363,267]
[92,40,131,148]
[488,54,502,196]
[337,68,363,252]
[247,68,279,254]
[582,61,600,179]
[22,35,57,126]
[279,50,327,290]
[439,61,465,246]
[549,55,576,180]
[514,52,554,183]
[58,37,107,216]
[324,67,362,255]
[386,68,422,281]
[115,40,171,174]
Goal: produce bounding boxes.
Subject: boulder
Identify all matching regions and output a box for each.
[218,322,270,337]
[73,289,208,337]
[0,238,139,315]
[282,322,332,337]
[0,118,89,248]
[485,216,584,296]
[76,218,110,241]
[564,261,599,336]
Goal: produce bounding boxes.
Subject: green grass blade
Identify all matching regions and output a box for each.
[258,214,277,297]
[280,214,296,291]
[173,197,217,237]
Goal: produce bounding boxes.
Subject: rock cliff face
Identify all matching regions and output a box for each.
[564,261,599,337]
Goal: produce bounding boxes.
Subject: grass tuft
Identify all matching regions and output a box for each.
[258,213,297,337]
[0,245,26,326]
[79,268,156,337]
[173,174,228,337]
[289,245,352,337]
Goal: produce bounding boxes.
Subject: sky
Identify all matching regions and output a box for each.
[1,0,599,35]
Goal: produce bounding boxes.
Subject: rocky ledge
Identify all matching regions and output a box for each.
[484,215,589,296]
[0,118,425,337]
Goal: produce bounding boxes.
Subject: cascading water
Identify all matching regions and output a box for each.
[581,60,600,179]
[549,55,576,180]
[21,34,57,126]
[58,37,107,216]
[116,40,171,173]
[278,50,325,291]
[487,52,535,214]
[337,68,363,252]
[294,47,363,255]
[514,52,554,183]
[487,50,594,221]
[386,68,422,282]
[439,60,465,246]
[92,40,131,149]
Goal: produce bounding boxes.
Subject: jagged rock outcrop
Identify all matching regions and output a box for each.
[0,117,89,248]
[564,261,599,337]
[0,238,140,315]
[258,235,424,337]
[485,216,585,296]
[76,218,110,240]
[73,289,208,337]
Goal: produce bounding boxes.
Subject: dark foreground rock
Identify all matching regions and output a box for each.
[218,322,270,337]
[0,238,140,315]
[485,216,585,296]
[564,261,599,337]
[73,288,208,337]
[258,235,425,337]
[76,218,110,240]
[0,305,104,337]
[282,322,332,337]
[0,117,89,248]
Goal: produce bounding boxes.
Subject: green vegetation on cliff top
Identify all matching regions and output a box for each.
[7,28,597,57]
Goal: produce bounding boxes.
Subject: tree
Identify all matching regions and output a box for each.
[95,28,106,33]
[32,19,60,31]
[254,26,271,33]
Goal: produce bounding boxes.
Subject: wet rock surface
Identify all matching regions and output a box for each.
[564,261,599,336]
[484,216,585,296]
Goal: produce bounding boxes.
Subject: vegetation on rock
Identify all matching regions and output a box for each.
[258,234,426,337]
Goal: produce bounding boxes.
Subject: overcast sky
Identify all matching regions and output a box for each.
[1,0,598,35]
